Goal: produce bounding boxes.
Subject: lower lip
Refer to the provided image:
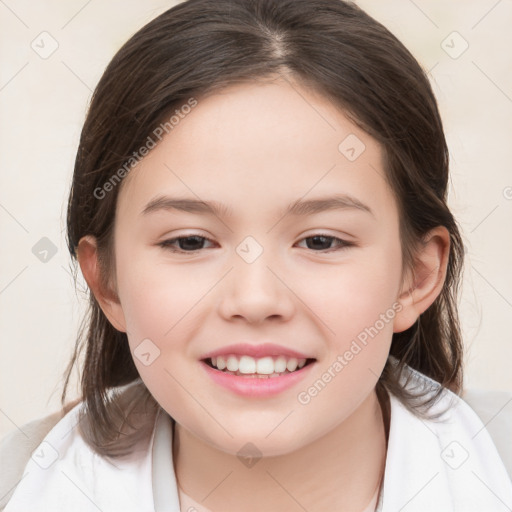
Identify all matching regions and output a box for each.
[200,360,316,397]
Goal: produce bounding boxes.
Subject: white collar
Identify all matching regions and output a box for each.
[151,407,180,510]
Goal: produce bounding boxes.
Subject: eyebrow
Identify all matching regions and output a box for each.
[141,194,374,218]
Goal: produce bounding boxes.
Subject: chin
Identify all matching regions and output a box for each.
[202,424,311,459]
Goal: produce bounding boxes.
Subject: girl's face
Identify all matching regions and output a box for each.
[110,78,408,456]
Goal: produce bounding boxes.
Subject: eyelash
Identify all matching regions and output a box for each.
[157,234,355,254]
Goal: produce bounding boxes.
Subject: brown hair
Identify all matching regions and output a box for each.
[62,0,465,457]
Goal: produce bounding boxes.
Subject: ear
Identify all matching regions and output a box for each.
[76,235,127,333]
[393,226,450,333]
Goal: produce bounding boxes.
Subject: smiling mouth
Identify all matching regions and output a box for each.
[202,356,317,378]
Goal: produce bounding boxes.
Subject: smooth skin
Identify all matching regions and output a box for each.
[78,75,450,511]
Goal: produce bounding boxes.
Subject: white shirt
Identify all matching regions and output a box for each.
[4,362,512,511]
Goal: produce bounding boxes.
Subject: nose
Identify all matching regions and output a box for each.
[217,249,295,325]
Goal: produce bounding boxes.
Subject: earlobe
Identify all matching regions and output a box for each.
[393,226,450,333]
[76,235,127,333]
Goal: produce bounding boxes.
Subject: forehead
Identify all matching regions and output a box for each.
[117,79,396,224]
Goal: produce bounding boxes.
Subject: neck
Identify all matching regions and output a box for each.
[172,388,389,512]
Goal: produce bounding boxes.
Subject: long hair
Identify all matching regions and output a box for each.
[62,0,465,457]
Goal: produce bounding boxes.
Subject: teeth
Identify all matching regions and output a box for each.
[208,354,308,375]
[274,356,287,373]
[226,355,239,372]
[287,358,298,372]
[256,356,275,374]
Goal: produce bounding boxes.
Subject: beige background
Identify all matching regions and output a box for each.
[0,0,511,440]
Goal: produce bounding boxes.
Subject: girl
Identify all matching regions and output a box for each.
[1,0,511,510]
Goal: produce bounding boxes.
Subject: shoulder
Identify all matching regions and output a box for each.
[461,387,512,481]
[396,359,512,472]
[0,383,157,512]
[0,406,72,511]
[380,360,512,510]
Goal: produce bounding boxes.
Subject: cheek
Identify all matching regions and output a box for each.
[115,255,214,391]
[300,240,403,344]
[293,248,401,426]
[116,265,204,422]
[117,249,209,341]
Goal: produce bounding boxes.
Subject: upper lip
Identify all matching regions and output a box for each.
[200,343,315,360]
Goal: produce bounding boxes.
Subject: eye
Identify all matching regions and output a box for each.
[158,235,216,253]
[158,234,354,254]
[295,234,355,252]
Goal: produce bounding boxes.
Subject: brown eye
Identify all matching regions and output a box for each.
[158,235,215,253]
[296,235,354,252]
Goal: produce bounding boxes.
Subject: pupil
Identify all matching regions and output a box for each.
[308,235,331,250]
[180,236,203,251]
